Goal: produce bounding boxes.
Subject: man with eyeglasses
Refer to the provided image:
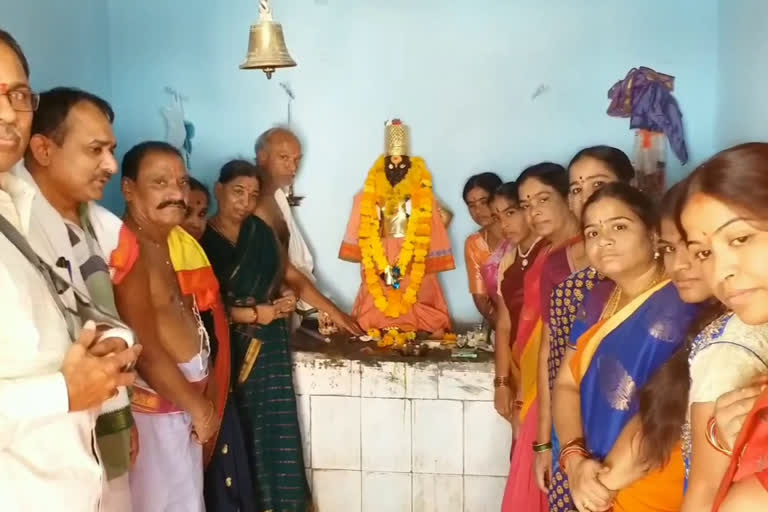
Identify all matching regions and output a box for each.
[0,29,140,510]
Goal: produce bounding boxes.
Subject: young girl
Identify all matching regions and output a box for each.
[492,181,545,424]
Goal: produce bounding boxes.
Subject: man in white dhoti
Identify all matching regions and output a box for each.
[111,141,220,512]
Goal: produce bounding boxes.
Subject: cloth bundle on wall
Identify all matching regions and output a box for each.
[161,86,195,168]
[607,66,688,165]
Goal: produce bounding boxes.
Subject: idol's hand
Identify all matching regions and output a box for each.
[568,458,615,512]
[63,321,141,411]
[534,449,553,492]
[714,375,768,451]
[190,399,219,445]
[329,310,364,336]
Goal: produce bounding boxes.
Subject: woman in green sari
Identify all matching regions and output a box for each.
[201,159,352,511]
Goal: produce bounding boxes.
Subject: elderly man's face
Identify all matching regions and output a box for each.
[0,43,32,174]
[258,131,302,189]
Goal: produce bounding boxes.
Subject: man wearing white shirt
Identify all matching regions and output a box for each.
[0,29,140,511]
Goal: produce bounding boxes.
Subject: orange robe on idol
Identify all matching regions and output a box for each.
[339,192,455,333]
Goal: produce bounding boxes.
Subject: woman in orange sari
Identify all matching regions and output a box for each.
[674,143,768,511]
[463,172,505,324]
[501,163,579,511]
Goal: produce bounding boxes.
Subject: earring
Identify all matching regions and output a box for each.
[653,250,660,260]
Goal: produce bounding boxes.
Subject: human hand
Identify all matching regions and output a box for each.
[534,449,553,492]
[88,336,128,357]
[272,295,297,319]
[130,423,140,466]
[714,375,768,451]
[329,310,364,336]
[254,304,279,325]
[62,321,141,412]
[494,385,518,429]
[190,399,219,445]
[568,458,615,512]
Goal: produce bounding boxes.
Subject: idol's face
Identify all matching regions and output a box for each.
[384,155,411,186]
[583,196,656,280]
[0,43,32,174]
[658,217,710,303]
[568,156,620,220]
[123,150,190,231]
[682,193,768,324]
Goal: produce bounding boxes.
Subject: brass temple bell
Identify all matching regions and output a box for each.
[240,0,297,79]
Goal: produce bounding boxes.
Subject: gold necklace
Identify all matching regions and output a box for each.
[600,267,664,321]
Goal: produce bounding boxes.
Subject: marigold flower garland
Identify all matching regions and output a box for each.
[358,155,434,318]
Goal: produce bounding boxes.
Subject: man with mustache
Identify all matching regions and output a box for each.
[0,30,140,510]
[113,141,221,512]
[19,87,136,511]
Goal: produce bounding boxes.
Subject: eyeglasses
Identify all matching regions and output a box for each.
[0,87,39,112]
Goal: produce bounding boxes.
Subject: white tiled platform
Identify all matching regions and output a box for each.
[293,352,511,511]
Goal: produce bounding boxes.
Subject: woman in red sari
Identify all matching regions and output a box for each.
[492,181,545,425]
[502,163,580,511]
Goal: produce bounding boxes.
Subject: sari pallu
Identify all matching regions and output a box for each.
[569,280,700,512]
[501,247,550,512]
[202,216,311,512]
[547,268,611,512]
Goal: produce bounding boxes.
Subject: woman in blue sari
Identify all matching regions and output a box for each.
[553,183,701,512]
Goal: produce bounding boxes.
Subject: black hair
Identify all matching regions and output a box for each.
[121,141,184,181]
[491,181,519,205]
[188,177,210,201]
[568,145,635,183]
[463,172,503,202]
[217,159,262,185]
[582,182,659,232]
[516,162,569,198]
[31,87,114,144]
[658,181,685,226]
[0,29,29,78]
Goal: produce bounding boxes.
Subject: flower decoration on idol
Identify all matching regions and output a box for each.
[358,119,435,318]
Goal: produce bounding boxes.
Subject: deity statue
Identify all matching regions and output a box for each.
[339,119,455,335]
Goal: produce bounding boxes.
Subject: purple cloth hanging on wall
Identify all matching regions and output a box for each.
[607,67,688,164]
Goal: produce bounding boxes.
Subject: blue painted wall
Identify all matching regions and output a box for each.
[7,0,721,322]
[103,0,719,321]
[716,0,768,148]
[2,0,110,98]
